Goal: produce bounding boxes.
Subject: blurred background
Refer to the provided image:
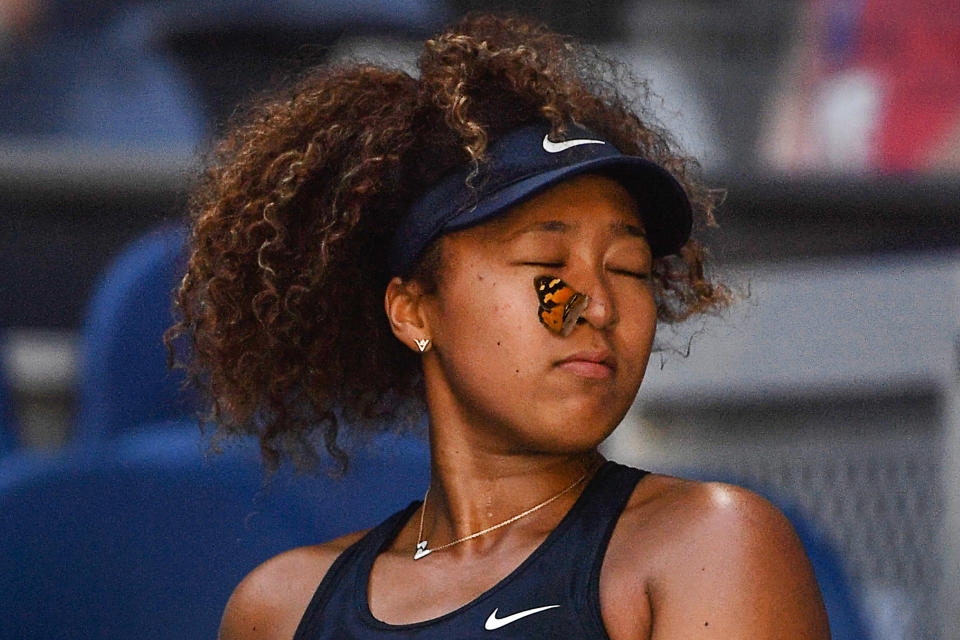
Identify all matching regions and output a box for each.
[0,1,957,639]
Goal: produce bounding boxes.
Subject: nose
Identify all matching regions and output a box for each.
[571,265,618,331]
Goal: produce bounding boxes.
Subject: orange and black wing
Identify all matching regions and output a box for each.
[535,275,589,336]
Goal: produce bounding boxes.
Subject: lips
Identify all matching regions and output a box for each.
[556,349,616,371]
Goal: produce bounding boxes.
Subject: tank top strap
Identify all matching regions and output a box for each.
[575,461,650,635]
[292,500,421,640]
[515,459,647,638]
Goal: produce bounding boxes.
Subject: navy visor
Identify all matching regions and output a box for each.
[387,121,692,277]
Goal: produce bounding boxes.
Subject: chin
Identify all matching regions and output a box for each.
[525,423,612,454]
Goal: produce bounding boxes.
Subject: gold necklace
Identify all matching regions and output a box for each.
[413,459,603,560]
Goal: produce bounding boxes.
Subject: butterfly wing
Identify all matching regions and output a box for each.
[535,275,589,335]
[559,292,589,337]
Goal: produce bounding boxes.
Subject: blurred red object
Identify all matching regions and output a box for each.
[760,0,960,174]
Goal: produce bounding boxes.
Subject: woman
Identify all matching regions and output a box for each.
[166,12,830,639]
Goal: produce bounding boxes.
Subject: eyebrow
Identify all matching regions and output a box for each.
[507,219,647,240]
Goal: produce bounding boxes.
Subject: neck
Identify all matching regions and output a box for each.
[415,428,604,557]
[400,356,610,559]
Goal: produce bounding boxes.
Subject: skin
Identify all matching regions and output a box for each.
[218,173,831,639]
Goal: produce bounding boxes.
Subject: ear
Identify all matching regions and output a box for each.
[384,276,433,352]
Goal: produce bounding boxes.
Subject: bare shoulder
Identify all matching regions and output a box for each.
[217,528,370,640]
[606,473,830,639]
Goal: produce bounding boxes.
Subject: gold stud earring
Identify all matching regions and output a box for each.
[415,338,431,352]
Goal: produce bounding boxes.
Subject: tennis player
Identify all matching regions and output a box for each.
[167,12,830,639]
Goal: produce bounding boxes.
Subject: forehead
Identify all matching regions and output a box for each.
[477,173,644,241]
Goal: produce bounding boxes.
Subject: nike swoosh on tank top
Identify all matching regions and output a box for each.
[293,460,649,639]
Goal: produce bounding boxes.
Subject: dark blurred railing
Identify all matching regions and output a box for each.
[0,144,191,330]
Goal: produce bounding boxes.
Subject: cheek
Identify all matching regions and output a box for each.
[619,290,658,373]
[435,274,532,370]
[635,292,658,340]
[477,295,537,372]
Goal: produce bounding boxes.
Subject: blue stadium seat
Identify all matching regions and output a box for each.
[674,467,873,640]
[0,424,11,456]
[74,222,195,447]
[0,1,204,147]
[0,420,430,640]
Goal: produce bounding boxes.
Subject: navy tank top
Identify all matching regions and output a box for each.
[292,459,648,639]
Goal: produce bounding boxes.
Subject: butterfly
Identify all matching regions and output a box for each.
[534,275,590,337]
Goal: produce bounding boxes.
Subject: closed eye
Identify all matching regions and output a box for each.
[522,263,650,280]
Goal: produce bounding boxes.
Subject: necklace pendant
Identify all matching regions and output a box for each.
[414,540,431,560]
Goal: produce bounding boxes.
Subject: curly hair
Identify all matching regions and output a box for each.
[163,11,732,478]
